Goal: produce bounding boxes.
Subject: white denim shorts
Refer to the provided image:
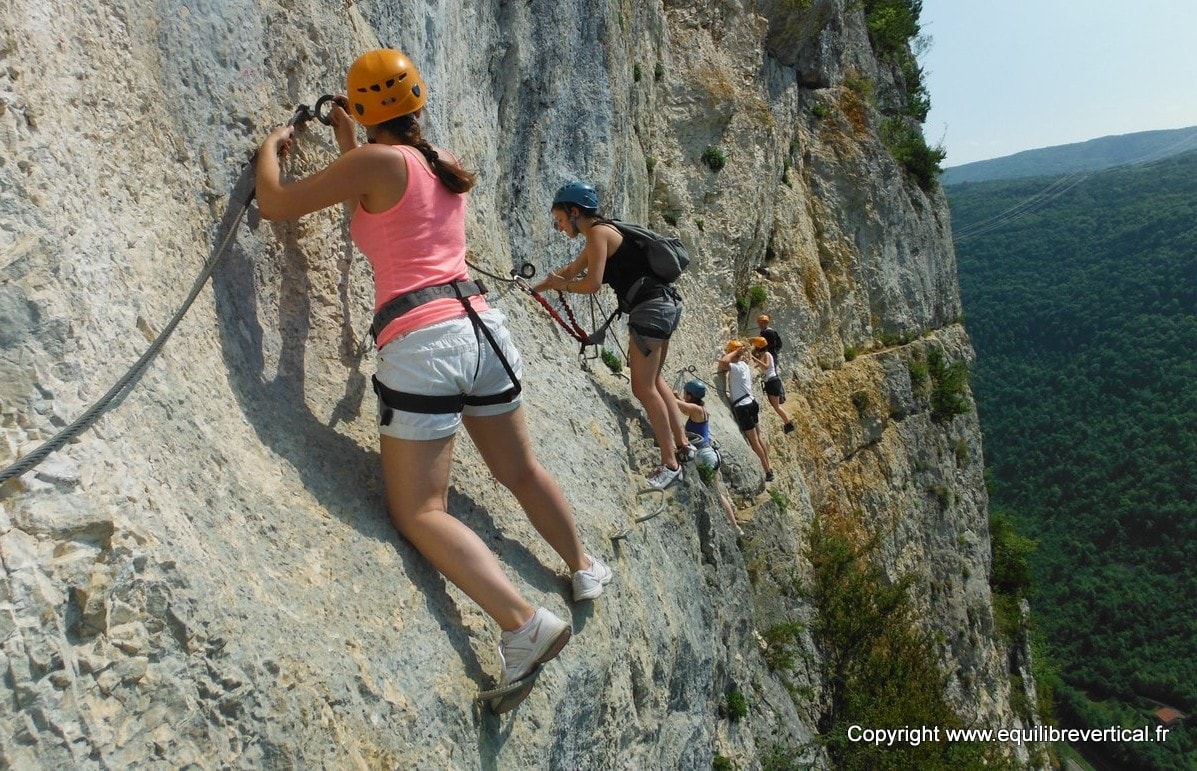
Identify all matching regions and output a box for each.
[374,308,523,441]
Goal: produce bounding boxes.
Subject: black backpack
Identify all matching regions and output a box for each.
[764,327,783,354]
[608,220,690,283]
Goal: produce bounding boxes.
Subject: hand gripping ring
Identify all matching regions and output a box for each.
[313,94,345,126]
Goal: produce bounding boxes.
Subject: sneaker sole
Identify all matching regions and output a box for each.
[534,625,572,668]
[489,674,537,714]
[491,627,572,714]
[647,474,683,491]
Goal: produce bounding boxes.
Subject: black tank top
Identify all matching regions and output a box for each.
[596,221,657,305]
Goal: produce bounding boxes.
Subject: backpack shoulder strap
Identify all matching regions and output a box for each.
[591,218,623,236]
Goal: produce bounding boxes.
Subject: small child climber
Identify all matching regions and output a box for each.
[673,380,741,535]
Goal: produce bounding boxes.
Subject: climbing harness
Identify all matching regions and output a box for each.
[0,98,331,488]
[370,279,523,419]
[369,279,487,341]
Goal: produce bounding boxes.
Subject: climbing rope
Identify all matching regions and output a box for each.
[0,99,329,487]
[553,288,590,342]
[466,256,598,346]
[464,257,536,286]
[520,279,590,344]
[672,364,718,395]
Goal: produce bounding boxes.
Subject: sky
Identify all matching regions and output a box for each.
[919,0,1197,167]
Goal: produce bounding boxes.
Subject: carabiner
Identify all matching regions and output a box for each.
[287,103,315,127]
[313,94,345,126]
[284,95,343,129]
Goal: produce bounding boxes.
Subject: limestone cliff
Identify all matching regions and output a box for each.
[1,0,1040,767]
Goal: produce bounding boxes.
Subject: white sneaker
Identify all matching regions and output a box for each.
[646,464,683,490]
[572,554,614,601]
[499,607,572,687]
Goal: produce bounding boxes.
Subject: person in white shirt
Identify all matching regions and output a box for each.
[717,341,774,482]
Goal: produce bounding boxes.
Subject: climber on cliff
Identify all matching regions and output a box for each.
[750,336,795,433]
[255,49,611,712]
[718,341,773,482]
[756,314,783,368]
[535,181,692,490]
[672,380,741,536]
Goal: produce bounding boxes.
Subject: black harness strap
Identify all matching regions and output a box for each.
[371,279,524,420]
[371,279,487,342]
[372,377,521,421]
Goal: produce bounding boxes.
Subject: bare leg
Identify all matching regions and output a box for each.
[713,474,739,531]
[767,394,792,424]
[629,343,680,468]
[464,406,588,573]
[652,340,690,450]
[380,433,533,631]
[744,427,772,475]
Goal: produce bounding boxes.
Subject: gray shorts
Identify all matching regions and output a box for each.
[627,294,682,356]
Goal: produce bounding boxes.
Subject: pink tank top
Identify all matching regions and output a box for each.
[349,144,488,349]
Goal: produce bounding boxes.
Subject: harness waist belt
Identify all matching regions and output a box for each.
[370,279,487,341]
[731,394,753,407]
[373,375,519,418]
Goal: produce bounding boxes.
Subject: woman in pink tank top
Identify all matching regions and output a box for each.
[255,49,612,712]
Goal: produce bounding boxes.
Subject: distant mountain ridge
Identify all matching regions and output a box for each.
[942,126,1197,185]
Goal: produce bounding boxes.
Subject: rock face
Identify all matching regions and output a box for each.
[1,0,1039,768]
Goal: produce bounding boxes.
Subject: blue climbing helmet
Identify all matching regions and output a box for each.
[552,181,599,212]
[684,380,707,400]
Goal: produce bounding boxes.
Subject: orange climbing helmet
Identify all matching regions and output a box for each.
[750,336,769,350]
[757,314,771,325]
[346,49,427,126]
[725,340,744,353]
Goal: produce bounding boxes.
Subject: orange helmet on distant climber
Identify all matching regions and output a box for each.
[346,49,427,126]
[757,314,770,325]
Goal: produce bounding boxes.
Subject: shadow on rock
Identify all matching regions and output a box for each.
[208,166,483,688]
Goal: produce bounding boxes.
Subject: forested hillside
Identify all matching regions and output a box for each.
[941,126,1197,185]
[948,150,1197,770]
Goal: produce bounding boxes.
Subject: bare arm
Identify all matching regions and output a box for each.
[255,129,402,221]
[535,223,618,294]
[533,253,589,292]
[673,396,704,422]
[329,100,358,155]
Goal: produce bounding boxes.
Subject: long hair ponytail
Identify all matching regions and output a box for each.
[379,114,477,194]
